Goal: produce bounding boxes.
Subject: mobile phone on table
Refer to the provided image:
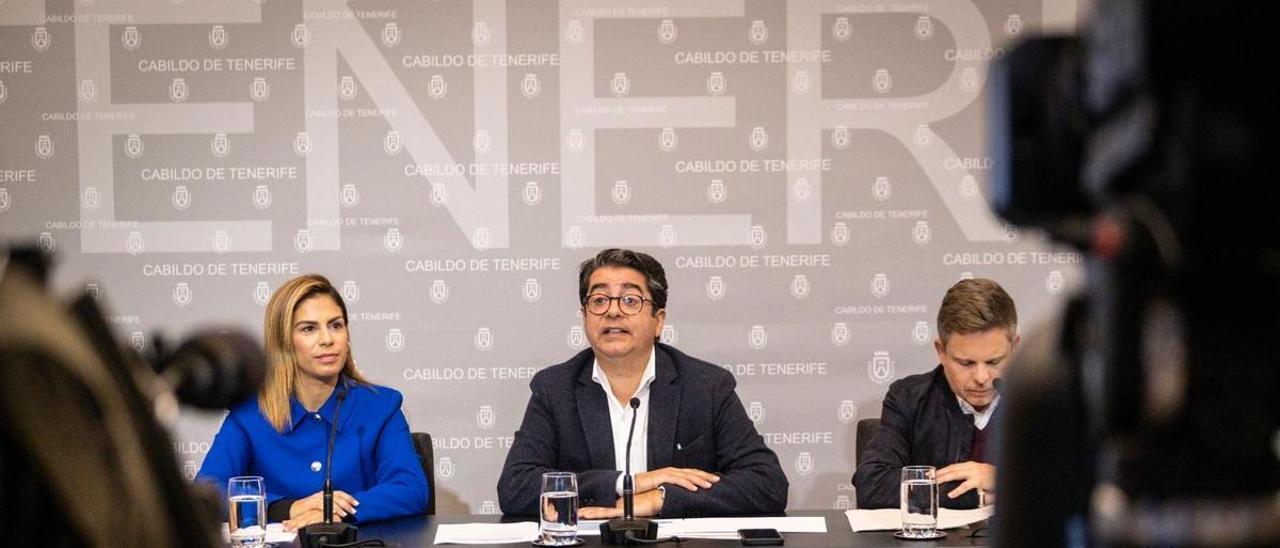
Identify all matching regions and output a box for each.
[738,528,784,545]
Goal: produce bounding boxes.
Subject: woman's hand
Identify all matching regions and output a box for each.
[282,490,358,530]
[283,508,335,531]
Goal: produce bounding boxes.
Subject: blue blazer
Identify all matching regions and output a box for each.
[497,343,788,517]
[197,380,428,523]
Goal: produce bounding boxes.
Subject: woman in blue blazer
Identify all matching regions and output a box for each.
[198,274,428,529]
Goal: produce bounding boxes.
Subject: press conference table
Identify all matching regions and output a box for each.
[354,510,990,547]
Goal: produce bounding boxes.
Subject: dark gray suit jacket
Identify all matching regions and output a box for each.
[852,366,988,509]
[497,343,788,517]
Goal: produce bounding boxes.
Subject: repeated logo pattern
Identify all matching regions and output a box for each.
[0,2,1076,516]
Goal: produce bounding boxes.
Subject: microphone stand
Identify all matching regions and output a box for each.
[301,389,358,548]
[601,398,659,544]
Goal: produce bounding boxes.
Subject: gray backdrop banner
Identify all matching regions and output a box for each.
[1,0,1082,514]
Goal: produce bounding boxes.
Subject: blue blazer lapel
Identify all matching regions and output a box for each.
[647,347,681,469]
[575,356,616,471]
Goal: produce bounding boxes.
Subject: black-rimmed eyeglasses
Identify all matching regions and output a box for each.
[583,293,654,315]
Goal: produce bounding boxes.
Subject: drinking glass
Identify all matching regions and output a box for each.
[900,465,939,538]
[228,476,267,547]
[539,472,579,545]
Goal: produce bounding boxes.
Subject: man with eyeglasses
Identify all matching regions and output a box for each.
[497,249,788,518]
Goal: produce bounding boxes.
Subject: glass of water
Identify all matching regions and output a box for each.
[900,465,938,538]
[228,476,267,547]
[539,471,579,545]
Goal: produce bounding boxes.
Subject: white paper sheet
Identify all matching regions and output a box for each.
[220,522,297,545]
[575,519,606,535]
[433,522,539,544]
[844,506,994,532]
[434,516,829,543]
[659,516,827,539]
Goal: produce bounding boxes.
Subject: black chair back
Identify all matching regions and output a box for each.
[855,418,881,465]
[411,432,436,515]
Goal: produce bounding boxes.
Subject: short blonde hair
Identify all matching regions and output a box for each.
[259,274,370,432]
[936,278,1018,345]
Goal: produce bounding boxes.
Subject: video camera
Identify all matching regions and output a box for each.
[0,246,265,547]
[988,1,1280,546]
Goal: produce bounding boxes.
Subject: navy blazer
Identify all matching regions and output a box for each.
[852,366,988,509]
[497,343,788,517]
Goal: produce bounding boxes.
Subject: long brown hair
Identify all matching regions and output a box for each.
[259,274,370,432]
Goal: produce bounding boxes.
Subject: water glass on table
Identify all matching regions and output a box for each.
[228,475,267,547]
[539,471,579,546]
[899,465,939,539]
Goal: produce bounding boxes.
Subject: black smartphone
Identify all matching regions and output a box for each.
[738,528,784,546]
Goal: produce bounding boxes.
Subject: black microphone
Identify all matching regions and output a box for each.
[601,397,658,544]
[300,387,358,548]
[323,390,345,523]
[622,397,638,521]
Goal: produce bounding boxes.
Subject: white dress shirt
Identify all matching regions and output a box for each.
[956,394,1000,430]
[591,348,657,496]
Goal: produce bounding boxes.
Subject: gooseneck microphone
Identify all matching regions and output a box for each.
[323,390,344,523]
[300,388,358,548]
[601,397,659,544]
[622,397,638,521]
